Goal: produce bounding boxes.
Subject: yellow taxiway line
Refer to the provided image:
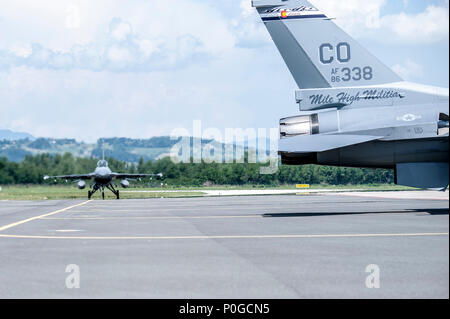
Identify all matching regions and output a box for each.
[0,200,91,232]
[0,232,447,240]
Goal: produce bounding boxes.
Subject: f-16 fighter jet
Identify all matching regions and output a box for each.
[44,157,163,199]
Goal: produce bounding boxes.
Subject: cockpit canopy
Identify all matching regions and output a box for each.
[97,160,109,168]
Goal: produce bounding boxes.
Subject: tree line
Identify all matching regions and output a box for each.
[0,153,394,186]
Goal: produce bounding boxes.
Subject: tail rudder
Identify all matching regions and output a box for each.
[252,0,402,89]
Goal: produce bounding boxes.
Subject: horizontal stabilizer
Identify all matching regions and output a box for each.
[396,162,449,190]
[279,134,381,153]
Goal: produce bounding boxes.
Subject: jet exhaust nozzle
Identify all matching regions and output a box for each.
[280,114,319,138]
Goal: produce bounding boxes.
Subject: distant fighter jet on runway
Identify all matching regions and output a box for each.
[44,157,163,200]
[252,0,449,190]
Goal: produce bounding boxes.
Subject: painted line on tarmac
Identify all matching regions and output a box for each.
[0,232,447,240]
[0,201,91,232]
[335,192,449,201]
[66,206,284,212]
[42,215,262,220]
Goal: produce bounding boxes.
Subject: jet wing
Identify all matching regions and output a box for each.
[279,134,382,153]
[110,173,163,180]
[43,174,94,181]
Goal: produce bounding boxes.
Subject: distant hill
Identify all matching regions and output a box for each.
[0,136,264,163]
[0,129,34,141]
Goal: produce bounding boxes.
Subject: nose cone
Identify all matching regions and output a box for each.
[95,167,111,178]
[99,168,109,176]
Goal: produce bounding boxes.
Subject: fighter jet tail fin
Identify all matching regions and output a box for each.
[252,0,402,89]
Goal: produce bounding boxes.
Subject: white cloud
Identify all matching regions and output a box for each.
[0,17,210,72]
[0,0,236,62]
[310,0,449,44]
[228,0,272,48]
[9,44,32,58]
[381,5,449,43]
[240,0,255,17]
[311,0,386,32]
[107,45,133,65]
[392,59,424,81]
[109,18,132,42]
[65,5,81,29]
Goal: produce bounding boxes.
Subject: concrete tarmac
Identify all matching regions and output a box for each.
[0,192,448,298]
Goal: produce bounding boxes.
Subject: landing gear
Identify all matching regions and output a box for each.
[88,184,99,200]
[106,183,120,200]
[87,183,120,200]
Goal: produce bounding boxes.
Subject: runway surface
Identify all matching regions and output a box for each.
[0,192,448,298]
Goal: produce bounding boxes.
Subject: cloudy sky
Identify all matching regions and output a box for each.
[0,0,448,142]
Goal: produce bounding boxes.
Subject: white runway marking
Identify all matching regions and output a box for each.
[202,189,361,196]
[0,232,447,240]
[336,191,449,201]
[120,189,367,196]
